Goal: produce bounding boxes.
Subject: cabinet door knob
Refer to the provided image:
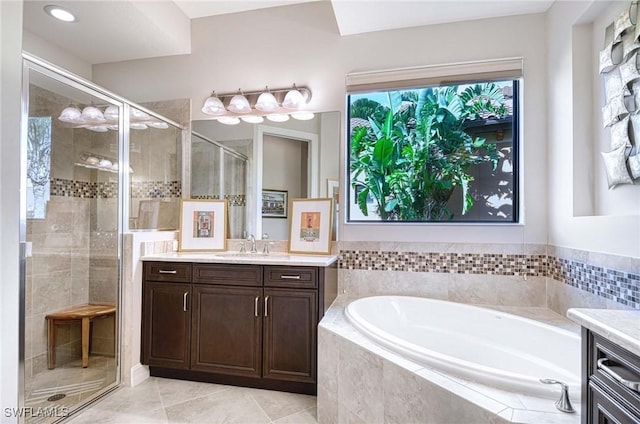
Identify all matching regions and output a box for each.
[183,292,188,312]
[254,296,260,317]
[597,358,640,393]
[264,296,270,317]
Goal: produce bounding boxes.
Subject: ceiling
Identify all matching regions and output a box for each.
[22,0,554,65]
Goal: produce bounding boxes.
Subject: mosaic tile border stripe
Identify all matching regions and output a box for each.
[191,194,246,207]
[50,178,181,199]
[339,250,640,309]
[548,256,639,309]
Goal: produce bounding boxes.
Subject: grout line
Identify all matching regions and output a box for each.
[247,390,276,423]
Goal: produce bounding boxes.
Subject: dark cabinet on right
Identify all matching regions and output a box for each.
[583,328,640,424]
[263,288,317,383]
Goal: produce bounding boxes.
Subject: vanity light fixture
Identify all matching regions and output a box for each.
[44,5,77,23]
[201,84,313,125]
[57,104,171,132]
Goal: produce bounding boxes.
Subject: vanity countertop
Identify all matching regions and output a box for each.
[567,308,640,356]
[142,251,339,267]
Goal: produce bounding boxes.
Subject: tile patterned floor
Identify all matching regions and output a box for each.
[66,377,318,424]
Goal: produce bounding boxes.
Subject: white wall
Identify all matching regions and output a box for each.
[92,3,548,245]
[547,0,640,258]
[1,1,23,422]
[22,30,92,80]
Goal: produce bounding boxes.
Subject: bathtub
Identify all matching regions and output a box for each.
[345,296,581,399]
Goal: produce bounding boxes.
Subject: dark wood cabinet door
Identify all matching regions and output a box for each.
[263,288,317,383]
[191,285,262,378]
[142,282,191,369]
[589,381,640,424]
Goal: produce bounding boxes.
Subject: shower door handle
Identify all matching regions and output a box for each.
[183,292,188,312]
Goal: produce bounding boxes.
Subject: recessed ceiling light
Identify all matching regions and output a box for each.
[44,5,77,23]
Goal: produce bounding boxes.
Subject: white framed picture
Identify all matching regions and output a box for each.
[178,199,227,251]
[288,198,333,255]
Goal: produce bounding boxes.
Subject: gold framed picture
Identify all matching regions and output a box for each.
[288,198,333,255]
[178,199,227,251]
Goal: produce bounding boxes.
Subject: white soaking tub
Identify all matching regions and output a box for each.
[345,296,581,399]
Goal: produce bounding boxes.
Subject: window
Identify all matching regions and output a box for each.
[346,61,520,223]
[27,117,52,219]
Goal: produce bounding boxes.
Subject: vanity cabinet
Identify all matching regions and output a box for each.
[142,262,192,370]
[141,260,336,394]
[583,328,640,424]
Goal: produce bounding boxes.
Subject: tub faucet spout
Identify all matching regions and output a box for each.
[539,379,575,413]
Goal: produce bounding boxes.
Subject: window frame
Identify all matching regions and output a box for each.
[345,78,521,224]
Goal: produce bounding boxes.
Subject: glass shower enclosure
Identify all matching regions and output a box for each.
[20,54,183,423]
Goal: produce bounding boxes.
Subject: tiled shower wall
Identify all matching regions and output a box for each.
[25,197,90,377]
[337,242,639,313]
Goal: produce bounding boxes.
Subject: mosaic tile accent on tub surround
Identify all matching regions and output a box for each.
[50,178,181,199]
[339,250,640,309]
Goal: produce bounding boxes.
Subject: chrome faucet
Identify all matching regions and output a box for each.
[262,233,269,255]
[540,379,575,413]
[247,234,257,253]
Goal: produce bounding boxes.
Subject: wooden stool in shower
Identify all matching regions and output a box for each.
[45,304,116,369]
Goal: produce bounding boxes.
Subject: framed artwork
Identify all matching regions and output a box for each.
[178,199,227,251]
[288,198,333,255]
[262,189,288,218]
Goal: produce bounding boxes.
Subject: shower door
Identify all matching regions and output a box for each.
[21,59,123,423]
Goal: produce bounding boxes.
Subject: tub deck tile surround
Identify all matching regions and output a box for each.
[318,296,581,424]
[337,244,640,310]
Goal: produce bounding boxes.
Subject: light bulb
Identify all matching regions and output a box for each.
[255,90,278,112]
[217,116,241,125]
[81,106,105,124]
[282,89,304,109]
[44,5,77,22]
[240,115,264,124]
[227,94,251,114]
[58,105,82,123]
[103,105,119,121]
[202,93,226,115]
[147,121,169,129]
[266,114,290,122]
[291,112,315,121]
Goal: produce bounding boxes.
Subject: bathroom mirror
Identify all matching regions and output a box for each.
[191,111,340,241]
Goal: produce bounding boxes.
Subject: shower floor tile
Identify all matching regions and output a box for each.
[25,355,117,424]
